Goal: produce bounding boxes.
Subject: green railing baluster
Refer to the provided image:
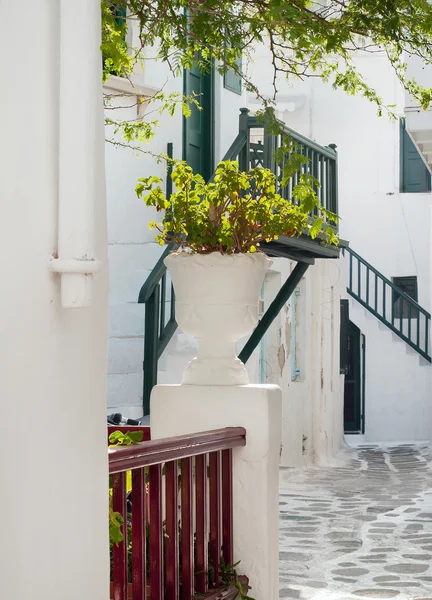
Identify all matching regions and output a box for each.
[366,267,370,306]
[408,302,411,341]
[349,252,353,291]
[160,273,166,337]
[328,145,338,216]
[239,108,250,172]
[263,121,272,171]
[166,142,173,197]
[143,285,160,416]
[325,157,330,212]
[302,145,307,177]
[375,273,378,311]
[319,155,324,209]
[171,284,175,321]
[383,283,386,320]
[358,259,361,299]
[311,150,319,216]
[417,313,420,347]
[425,318,429,356]
[313,149,317,181]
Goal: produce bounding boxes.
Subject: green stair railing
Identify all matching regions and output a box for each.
[345,247,431,362]
[138,111,339,414]
[229,108,339,221]
[138,245,177,415]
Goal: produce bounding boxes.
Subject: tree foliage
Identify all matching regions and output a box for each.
[102,0,432,117]
[102,0,432,252]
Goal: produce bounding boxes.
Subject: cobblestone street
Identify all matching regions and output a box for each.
[279,444,432,600]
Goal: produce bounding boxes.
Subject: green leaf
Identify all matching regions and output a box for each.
[109,431,123,444]
[126,431,144,443]
[309,217,324,239]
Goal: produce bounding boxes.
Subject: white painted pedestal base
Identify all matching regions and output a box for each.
[151,384,282,600]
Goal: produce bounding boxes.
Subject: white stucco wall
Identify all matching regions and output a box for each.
[0,1,109,599]
[248,46,432,443]
[105,27,185,415]
[348,299,431,443]
[261,258,345,467]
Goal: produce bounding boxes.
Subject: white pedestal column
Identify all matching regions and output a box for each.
[151,383,282,600]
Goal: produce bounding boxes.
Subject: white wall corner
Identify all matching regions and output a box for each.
[150,383,282,600]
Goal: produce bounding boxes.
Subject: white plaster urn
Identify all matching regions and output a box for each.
[164,251,272,385]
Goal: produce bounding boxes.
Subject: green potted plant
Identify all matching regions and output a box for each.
[137,159,337,386]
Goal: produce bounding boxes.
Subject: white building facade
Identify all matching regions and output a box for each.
[248,46,432,444]
[105,30,432,462]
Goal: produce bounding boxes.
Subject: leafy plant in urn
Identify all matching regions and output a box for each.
[136,160,337,385]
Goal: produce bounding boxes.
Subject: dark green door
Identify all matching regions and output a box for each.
[183,61,214,181]
[344,321,365,433]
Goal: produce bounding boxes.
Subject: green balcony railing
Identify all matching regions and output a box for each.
[138,111,340,414]
[345,247,431,362]
[225,108,338,223]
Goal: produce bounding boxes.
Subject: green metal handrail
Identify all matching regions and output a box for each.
[247,114,338,160]
[137,111,340,413]
[345,247,431,362]
[230,108,339,223]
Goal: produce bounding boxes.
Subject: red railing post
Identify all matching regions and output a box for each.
[149,464,164,600]
[209,452,221,588]
[195,454,208,594]
[165,461,179,600]
[221,449,234,567]
[181,457,194,600]
[132,468,146,600]
[112,472,128,600]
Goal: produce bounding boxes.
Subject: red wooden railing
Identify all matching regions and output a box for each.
[108,427,246,600]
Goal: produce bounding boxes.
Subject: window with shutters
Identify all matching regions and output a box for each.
[103,4,128,78]
[392,276,418,319]
[223,43,242,95]
[400,119,431,193]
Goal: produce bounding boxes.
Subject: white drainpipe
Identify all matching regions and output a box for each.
[48,0,103,307]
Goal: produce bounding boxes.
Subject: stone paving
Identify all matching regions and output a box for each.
[279,444,432,600]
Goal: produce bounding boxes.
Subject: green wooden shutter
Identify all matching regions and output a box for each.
[183,60,214,181]
[223,45,242,95]
[400,119,431,193]
[224,58,242,95]
[114,4,127,26]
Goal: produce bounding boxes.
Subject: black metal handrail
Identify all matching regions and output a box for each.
[345,246,431,362]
